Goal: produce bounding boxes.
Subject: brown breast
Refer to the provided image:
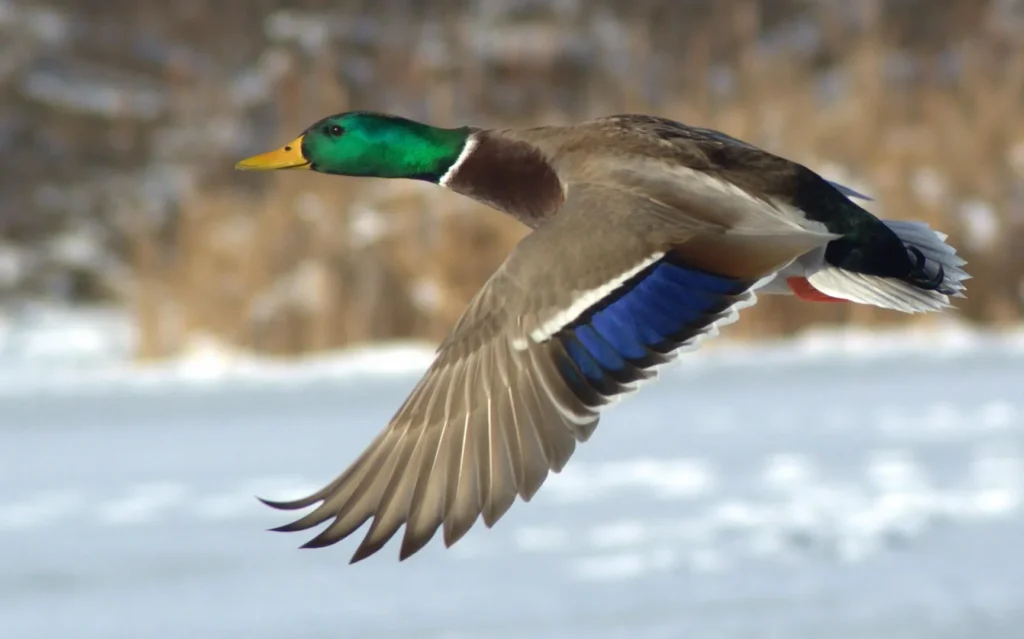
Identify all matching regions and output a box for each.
[445,131,565,228]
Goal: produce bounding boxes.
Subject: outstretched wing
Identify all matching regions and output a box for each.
[262,183,830,562]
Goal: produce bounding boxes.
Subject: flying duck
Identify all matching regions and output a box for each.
[235,112,969,562]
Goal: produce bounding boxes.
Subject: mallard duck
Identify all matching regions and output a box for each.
[235,112,968,562]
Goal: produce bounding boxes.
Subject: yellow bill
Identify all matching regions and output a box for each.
[235,135,310,171]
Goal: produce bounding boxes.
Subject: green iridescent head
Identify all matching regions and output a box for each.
[235,112,471,183]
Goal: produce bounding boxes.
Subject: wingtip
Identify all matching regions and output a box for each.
[442,517,479,549]
[347,546,383,564]
[256,494,316,511]
[348,540,382,563]
[258,494,321,534]
[300,531,338,550]
[827,179,874,201]
[398,533,430,561]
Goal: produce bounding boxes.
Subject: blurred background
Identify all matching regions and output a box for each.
[2,1,1024,638]
[2,0,1024,359]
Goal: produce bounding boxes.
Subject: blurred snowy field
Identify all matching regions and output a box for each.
[1,307,1023,638]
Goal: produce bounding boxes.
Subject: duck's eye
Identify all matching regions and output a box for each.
[328,125,343,136]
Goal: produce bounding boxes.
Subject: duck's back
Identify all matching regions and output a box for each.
[499,114,968,312]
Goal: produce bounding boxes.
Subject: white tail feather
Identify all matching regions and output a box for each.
[806,220,969,314]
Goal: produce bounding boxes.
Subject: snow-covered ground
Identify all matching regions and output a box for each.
[2,308,1023,638]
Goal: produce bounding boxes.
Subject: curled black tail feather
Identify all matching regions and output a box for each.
[905,246,948,293]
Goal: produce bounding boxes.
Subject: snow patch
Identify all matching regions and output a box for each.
[95,482,188,526]
[0,489,84,531]
[546,457,718,503]
[587,519,650,549]
[512,525,571,553]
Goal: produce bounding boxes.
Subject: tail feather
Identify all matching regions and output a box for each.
[807,220,969,314]
[881,220,970,296]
